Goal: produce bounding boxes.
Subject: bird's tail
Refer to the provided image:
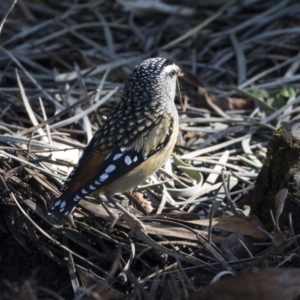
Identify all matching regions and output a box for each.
[49,192,81,216]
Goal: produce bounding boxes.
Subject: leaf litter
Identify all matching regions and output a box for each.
[0,0,300,299]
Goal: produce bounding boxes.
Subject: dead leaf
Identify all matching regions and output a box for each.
[78,200,226,243]
[189,268,300,300]
[196,88,254,111]
[184,216,269,240]
[133,191,154,214]
[221,233,261,260]
[273,188,288,246]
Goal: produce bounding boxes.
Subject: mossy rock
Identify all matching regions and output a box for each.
[251,121,300,232]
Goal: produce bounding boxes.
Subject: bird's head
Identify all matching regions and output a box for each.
[122,57,183,110]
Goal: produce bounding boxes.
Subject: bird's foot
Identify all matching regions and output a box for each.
[106,196,146,232]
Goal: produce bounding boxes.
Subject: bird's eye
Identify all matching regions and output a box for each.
[170,70,177,77]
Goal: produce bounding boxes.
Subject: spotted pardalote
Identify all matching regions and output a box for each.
[49,57,183,215]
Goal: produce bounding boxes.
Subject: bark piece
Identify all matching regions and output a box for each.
[251,121,300,231]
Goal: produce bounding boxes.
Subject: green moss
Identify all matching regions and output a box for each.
[273,127,286,138]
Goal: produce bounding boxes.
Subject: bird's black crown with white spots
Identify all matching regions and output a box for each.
[49,57,182,216]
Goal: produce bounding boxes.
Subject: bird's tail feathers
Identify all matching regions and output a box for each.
[49,193,80,216]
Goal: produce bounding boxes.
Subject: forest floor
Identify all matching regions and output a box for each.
[0,1,300,299]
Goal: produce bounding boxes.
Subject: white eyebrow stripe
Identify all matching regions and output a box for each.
[161,64,180,76]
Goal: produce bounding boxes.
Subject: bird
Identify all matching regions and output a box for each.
[49,57,183,223]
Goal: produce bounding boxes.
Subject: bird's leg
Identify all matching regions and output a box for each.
[105,195,146,232]
[95,195,123,232]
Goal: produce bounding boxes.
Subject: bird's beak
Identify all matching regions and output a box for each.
[178,69,184,77]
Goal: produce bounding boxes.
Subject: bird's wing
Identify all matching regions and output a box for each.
[60,133,107,192]
[49,115,174,215]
